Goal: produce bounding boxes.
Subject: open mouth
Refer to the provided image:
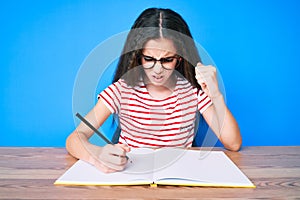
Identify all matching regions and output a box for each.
[152,75,164,82]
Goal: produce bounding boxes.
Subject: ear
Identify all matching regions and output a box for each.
[175,56,183,68]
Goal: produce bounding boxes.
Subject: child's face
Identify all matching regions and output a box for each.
[141,38,178,86]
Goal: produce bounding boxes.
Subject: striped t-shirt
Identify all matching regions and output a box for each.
[98,77,212,148]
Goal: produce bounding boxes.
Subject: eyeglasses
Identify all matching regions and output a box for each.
[140,54,181,70]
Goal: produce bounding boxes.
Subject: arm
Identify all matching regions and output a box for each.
[66,99,130,173]
[195,63,242,151]
[202,95,242,151]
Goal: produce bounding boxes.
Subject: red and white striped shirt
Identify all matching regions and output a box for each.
[98,77,212,148]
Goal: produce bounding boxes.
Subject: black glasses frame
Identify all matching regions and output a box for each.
[140,54,181,70]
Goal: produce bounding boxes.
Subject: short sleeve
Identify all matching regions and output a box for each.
[97,80,122,114]
[197,90,212,114]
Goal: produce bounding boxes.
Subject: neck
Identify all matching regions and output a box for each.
[144,75,176,99]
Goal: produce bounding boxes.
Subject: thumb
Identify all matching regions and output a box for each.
[199,81,207,90]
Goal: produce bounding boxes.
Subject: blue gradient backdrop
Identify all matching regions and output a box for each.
[1,0,299,147]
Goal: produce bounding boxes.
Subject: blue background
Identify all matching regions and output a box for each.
[1,0,299,147]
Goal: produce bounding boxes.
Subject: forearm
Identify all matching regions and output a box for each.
[66,130,102,165]
[209,95,242,151]
[66,99,112,163]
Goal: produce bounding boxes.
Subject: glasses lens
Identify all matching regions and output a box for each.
[143,62,155,69]
[142,55,155,69]
[161,57,177,69]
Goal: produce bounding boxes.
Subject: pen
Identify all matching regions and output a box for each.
[75,112,129,160]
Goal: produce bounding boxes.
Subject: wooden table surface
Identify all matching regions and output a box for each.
[0,146,299,199]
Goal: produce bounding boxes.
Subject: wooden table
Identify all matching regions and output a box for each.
[0,146,299,199]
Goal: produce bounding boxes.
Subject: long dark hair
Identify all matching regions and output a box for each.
[113,8,201,89]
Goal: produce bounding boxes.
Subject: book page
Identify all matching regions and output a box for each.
[153,149,255,187]
[54,148,155,186]
[125,147,155,174]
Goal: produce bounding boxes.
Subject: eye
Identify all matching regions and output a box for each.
[161,57,175,63]
[143,56,155,62]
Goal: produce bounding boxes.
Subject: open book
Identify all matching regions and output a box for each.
[54,148,255,187]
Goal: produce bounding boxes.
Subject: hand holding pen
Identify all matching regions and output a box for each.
[76,113,130,173]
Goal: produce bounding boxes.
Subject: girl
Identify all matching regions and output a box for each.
[66,8,242,173]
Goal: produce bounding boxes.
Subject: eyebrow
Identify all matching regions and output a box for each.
[142,54,177,59]
[142,49,177,58]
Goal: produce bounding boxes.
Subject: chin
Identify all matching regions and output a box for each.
[149,79,167,86]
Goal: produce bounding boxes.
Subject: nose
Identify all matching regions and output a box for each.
[153,62,163,74]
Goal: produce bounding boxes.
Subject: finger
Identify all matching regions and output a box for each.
[92,157,118,173]
[196,62,210,73]
[196,63,215,71]
[199,82,207,91]
[196,62,204,67]
[113,144,130,164]
[196,61,214,68]
[97,153,128,171]
[97,160,123,173]
[196,67,214,76]
[196,68,216,83]
[106,153,128,166]
[101,144,123,158]
[100,146,127,164]
[108,144,129,157]
[195,75,205,84]
[195,65,205,74]
[195,69,207,83]
[105,158,127,171]
[195,66,210,79]
[115,143,131,153]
